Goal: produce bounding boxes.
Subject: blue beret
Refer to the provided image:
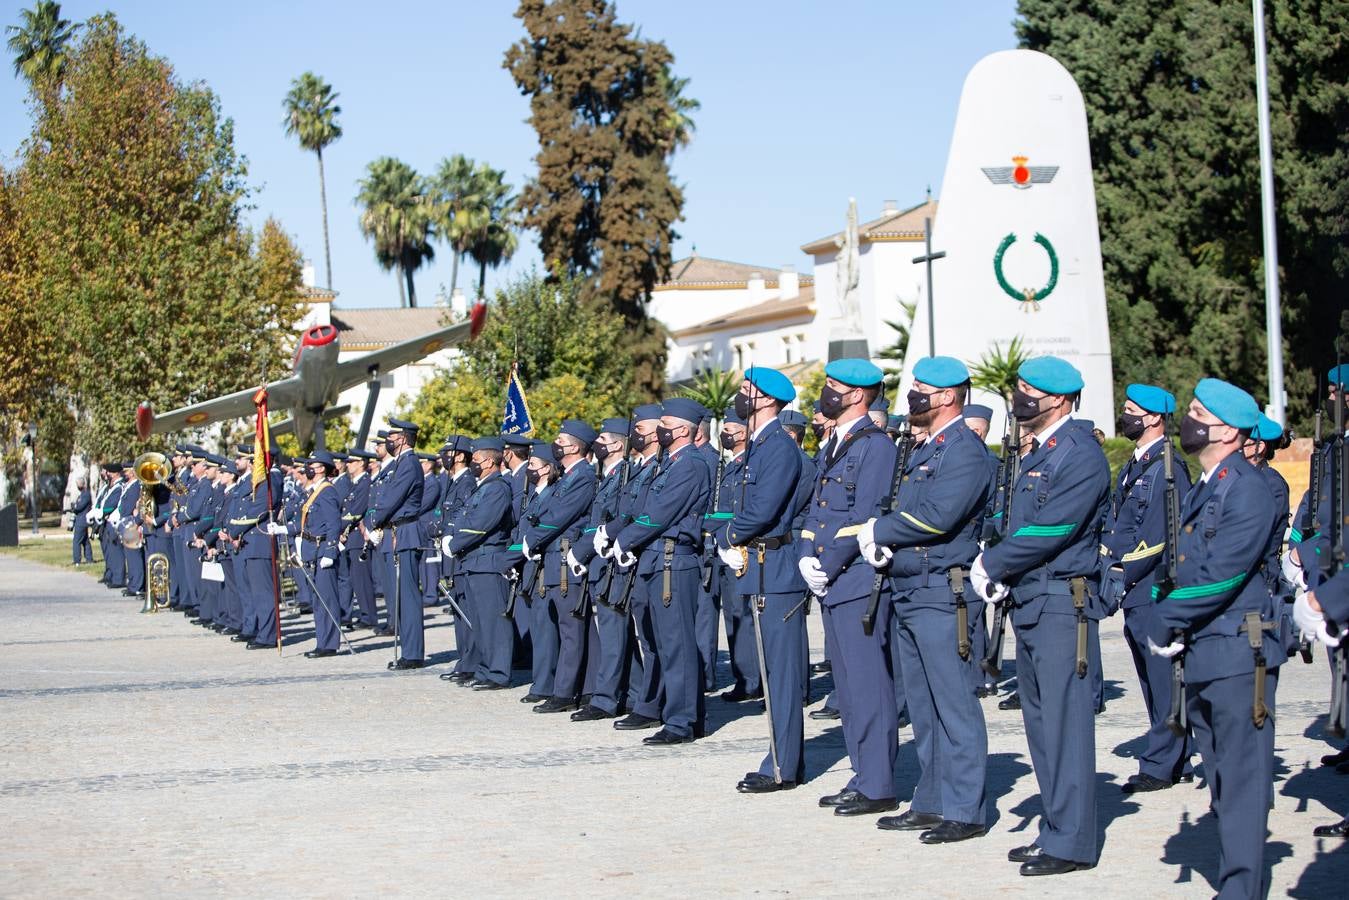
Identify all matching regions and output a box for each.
[472,436,504,453]
[778,409,807,428]
[825,358,884,387]
[387,417,419,434]
[1019,356,1084,395]
[1193,378,1259,430]
[962,404,993,420]
[1330,364,1349,388]
[912,356,970,388]
[661,397,705,424]
[744,366,797,402]
[633,403,663,422]
[502,434,533,449]
[559,419,598,446]
[348,449,377,460]
[1125,383,1176,415]
[1252,413,1283,442]
[600,417,630,437]
[869,394,891,413]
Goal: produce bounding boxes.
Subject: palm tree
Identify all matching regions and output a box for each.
[968,336,1031,414]
[657,63,699,154]
[282,72,342,290]
[681,367,739,419]
[356,157,434,307]
[463,164,518,299]
[5,1,79,103]
[428,154,486,295]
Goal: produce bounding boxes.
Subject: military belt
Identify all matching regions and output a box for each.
[749,533,794,551]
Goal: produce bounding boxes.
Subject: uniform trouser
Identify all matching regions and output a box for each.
[420,552,440,607]
[242,556,278,644]
[72,523,92,563]
[1015,609,1098,864]
[894,596,988,824]
[183,539,204,613]
[169,532,186,605]
[630,584,663,721]
[886,611,909,719]
[385,548,424,660]
[100,530,114,580]
[221,557,243,631]
[970,601,992,685]
[721,591,762,694]
[452,576,479,675]
[125,545,146,593]
[528,580,560,696]
[744,591,806,783]
[695,577,721,692]
[643,564,704,737]
[348,548,377,625]
[197,570,219,623]
[550,581,588,700]
[336,544,352,619]
[294,556,312,611]
[591,584,641,715]
[822,592,897,800]
[1188,668,1277,900]
[308,563,340,651]
[1123,605,1194,781]
[372,547,385,597]
[466,571,511,685]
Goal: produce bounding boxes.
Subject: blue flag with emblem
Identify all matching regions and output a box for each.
[501,362,533,436]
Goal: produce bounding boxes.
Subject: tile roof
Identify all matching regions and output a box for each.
[330,307,454,349]
[656,255,813,290]
[800,198,937,254]
[673,285,816,338]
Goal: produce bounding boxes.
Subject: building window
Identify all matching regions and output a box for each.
[734,344,745,372]
[783,335,794,365]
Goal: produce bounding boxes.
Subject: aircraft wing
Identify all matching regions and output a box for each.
[136,376,304,439]
[332,302,486,390]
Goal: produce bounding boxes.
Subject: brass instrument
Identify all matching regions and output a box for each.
[133,452,173,613]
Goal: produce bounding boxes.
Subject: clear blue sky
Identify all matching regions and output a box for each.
[1,1,1020,308]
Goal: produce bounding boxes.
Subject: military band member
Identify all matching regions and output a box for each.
[714,406,760,702]
[226,444,283,649]
[971,356,1110,876]
[116,464,144,598]
[342,451,377,629]
[515,444,558,702]
[1099,384,1195,793]
[269,452,343,657]
[180,451,214,621]
[326,451,354,622]
[858,356,996,842]
[372,418,426,670]
[438,437,479,680]
[416,452,444,609]
[1148,379,1280,899]
[801,358,899,816]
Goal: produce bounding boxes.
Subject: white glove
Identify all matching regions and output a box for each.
[798,557,828,595]
[566,548,586,579]
[318,556,334,569]
[294,536,303,557]
[440,535,455,556]
[522,536,538,560]
[262,521,287,536]
[1294,590,1341,648]
[338,541,346,553]
[970,553,1009,604]
[593,524,611,557]
[1147,636,1185,658]
[863,543,894,569]
[858,517,878,551]
[108,510,121,527]
[613,543,636,568]
[1281,548,1307,592]
[718,545,743,569]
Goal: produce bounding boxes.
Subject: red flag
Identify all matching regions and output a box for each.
[252,388,270,492]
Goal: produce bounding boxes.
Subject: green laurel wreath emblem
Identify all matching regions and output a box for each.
[993,232,1059,311]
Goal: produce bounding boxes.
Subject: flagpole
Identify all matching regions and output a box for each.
[1252,0,1285,423]
[255,388,283,654]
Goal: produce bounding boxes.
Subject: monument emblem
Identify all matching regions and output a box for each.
[982,155,1059,189]
[993,231,1059,312]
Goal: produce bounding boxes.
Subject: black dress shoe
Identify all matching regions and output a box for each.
[246,641,271,650]
[720,687,764,702]
[221,626,239,635]
[975,685,997,699]
[877,809,944,831]
[1313,817,1349,838]
[1007,844,1043,863]
[121,589,136,597]
[373,627,394,637]
[810,660,832,674]
[809,706,841,721]
[614,713,662,731]
[533,697,578,714]
[189,617,207,625]
[472,680,509,691]
[1322,747,1349,766]
[230,634,252,643]
[919,821,987,844]
[520,693,545,704]
[387,658,424,670]
[642,728,694,746]
[210,623,226,633]
[1176,773,1195,784]
[439,671,474,682]
[998,692,1022,711]
[1020,854,1093,876]
[737,772,796,794]
[819,788,863,808]
[570,705,616,722]
[835,795,899,817]
[304,648,337,659]
[1122,773,1172,794]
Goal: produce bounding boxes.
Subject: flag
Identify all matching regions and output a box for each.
[501,362,533,436]
[252,387,270,492]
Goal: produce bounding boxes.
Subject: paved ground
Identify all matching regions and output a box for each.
[1,554,1346,898]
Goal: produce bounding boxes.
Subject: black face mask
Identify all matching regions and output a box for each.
[1117,413,1146,441]
[656,426,677,448]
[718,430,736,451]
[526,468,542,485]
[1011,388,1042,422]
[818,385,849,419]
[551,441,567,462]
[810,423,827,440]
[630,431,647,452]
[734,392,753,421]
[593,443,611,463]
[468,461,483,478]
[1178,414,1212,455]
[906,390,933,416]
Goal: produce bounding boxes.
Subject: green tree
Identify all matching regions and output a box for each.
[429,153,484,296]
[1016,0,1349,430]
[680,367,739,418]
[968,337,1031,414]
[5,1,79,103]
[356,156,434,307]
[879,300,917,390]
[282,71,342,290]
[1,15,307,459]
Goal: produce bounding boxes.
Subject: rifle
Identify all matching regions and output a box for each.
[980,419,1022,678]
[701,451,727,592]
[598,415,635,603]
[1303,379,1324,538]
[1156,412,1189,737]
[1326,362,1347,737]
[862,419,914,636]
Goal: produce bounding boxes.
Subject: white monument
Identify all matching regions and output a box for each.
[827,198,870,360]
[900,49,1115,436]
